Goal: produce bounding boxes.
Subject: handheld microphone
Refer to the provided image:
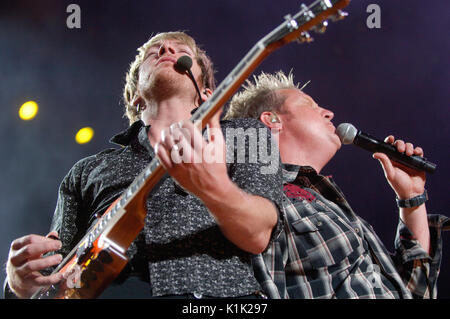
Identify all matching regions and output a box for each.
[175,56,204,103]
[335,123,436,174]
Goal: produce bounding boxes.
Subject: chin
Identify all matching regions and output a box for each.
[144,72,183,97]
[330,133,342,149]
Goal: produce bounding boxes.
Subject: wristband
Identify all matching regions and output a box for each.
[396,189,428,208]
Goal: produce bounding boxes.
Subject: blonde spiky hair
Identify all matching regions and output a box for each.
[224,70,309,120]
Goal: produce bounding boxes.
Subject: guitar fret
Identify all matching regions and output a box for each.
[301,4,315,21]
[88,232,95,244]
[321,0,333,9]
[126,188,133,199]
[284,14,299,32]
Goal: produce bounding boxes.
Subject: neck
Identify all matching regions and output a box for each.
[278,137,334,174]
[141,95,197,147]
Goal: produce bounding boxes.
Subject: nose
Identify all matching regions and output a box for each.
[321,107,334,121]
[158,42,176,57]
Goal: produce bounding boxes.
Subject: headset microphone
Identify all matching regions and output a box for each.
[175,56,204,103]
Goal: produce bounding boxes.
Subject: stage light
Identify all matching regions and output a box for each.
[75,127,94,144]
[19,101,39,120]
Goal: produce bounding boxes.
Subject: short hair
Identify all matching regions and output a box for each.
[224,70,305,120]
[123,31,216,125]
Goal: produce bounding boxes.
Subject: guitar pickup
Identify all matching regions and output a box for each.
[76,240,93,265]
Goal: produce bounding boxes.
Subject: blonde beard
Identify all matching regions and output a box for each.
[140,68,198,106]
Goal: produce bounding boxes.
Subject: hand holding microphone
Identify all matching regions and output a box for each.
[336,123,434,202]
[336,123,436,174]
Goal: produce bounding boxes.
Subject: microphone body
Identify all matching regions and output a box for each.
[336,123,436,174]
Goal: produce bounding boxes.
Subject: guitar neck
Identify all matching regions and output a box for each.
[50,0,350,280]
[72,32,274,259]
[98,0,351,249]
[191,0,350,126]
[108,0,352,250]
[33,0,350,299]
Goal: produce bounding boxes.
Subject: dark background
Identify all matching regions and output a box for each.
[1,0,448,298]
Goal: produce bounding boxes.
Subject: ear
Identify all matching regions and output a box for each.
[132,95,145,108]
[200,88,213,101]
[260,111,282,131]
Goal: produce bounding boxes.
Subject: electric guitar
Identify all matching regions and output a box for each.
[32,0,351,299]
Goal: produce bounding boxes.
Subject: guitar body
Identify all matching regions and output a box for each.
[48,240,129,299]
[34,191,149,299]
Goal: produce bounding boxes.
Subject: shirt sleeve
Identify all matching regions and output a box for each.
[2,159,91,299]
[3,279,18,299]
[47,158,92,265]
[221,118,285,244]
[393,214,450,298]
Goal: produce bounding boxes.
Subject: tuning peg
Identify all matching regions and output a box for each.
[284,14,299,31]
[296,31,314,44]
[313,20,328,33]
[331,9,348,22]
[300,3,315,21]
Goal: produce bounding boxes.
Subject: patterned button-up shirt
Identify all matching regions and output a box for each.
[253,164,449,299]
[4,118,284,299]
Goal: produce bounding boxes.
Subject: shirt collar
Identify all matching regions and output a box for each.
[109,107,199,147]
[109,120,145,147]
[109,120,155,155]
[282,163,319,184]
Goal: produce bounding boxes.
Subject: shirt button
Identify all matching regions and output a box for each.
[316,221,323,227]
[193,292,203,299]
[355,228,360,233]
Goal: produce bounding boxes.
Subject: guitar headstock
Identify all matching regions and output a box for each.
[190,0,351,127]
[262,0,350,48]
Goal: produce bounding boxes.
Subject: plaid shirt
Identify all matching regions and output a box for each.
[253,164,450,299]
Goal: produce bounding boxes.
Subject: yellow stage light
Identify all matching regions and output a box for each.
[75,127,94,144]
[19,101,39,120]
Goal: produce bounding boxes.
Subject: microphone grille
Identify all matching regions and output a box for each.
[175,55,193,71]
[335,123,358,144]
